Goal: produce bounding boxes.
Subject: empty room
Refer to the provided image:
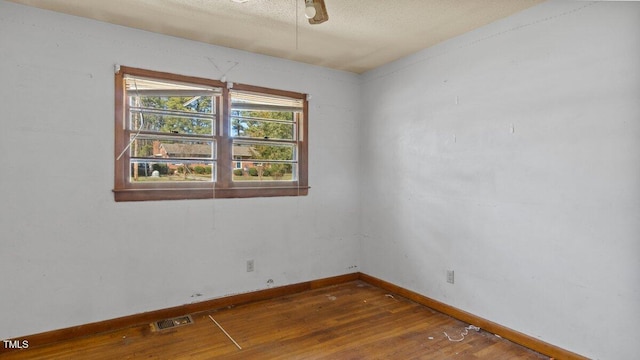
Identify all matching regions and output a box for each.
[0,0,638,359]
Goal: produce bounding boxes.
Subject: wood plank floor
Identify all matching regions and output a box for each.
[1,281,548,359]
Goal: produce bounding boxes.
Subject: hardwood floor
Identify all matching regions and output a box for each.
[1,281,548,359]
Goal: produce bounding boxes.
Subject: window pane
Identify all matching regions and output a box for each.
[130,137,215,160]
[231,112,294,140]
[232,162,297,182]
[130,95,215,115]
[233,142,295,161]
[130,160,215,182]
[130,111,214,136]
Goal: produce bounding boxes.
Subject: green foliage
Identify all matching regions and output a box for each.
[136,95,214,135]
[137,144,153,157]
[232,110,293,139]
[133,94,300,181]
[231,110,295,166]
[268,163,288,176]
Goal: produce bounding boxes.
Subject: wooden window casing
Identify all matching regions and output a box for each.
[113,66,309,201]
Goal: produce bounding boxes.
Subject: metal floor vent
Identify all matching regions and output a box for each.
[154,315,194,331]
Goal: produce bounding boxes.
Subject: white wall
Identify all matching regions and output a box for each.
[0,0,361,339]
[2,1,639,359]
[360,1,640,359]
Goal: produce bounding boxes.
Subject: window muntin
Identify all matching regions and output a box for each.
[114,67,309,201]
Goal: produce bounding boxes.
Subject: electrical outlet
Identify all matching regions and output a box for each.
[447,270,455,284]
[246,260,254,272]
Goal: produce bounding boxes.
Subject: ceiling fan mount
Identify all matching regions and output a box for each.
[305,0,329,25]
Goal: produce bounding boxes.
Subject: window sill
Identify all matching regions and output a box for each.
[113,186,309,202]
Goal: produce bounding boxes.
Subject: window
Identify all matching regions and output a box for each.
[113,66,309,201]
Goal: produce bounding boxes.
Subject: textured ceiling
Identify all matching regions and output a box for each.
[7,0,545,73]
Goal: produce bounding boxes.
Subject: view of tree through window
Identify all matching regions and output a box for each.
[114,66,308,201]
[230,91,302,182]
[126,76,218,183]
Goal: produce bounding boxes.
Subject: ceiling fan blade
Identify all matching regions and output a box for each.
[308,0,328,25]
